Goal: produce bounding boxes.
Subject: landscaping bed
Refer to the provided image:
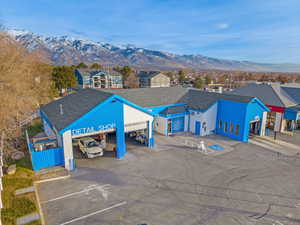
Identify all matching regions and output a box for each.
[2,129,42,225]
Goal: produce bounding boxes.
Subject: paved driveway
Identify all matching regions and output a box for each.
[37,134,300,225]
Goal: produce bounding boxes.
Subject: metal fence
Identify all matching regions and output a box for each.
[26,130,64,171]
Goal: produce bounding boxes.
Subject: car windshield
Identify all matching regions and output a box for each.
[86,140,98,147]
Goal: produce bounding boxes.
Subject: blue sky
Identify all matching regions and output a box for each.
[1,0,300,63]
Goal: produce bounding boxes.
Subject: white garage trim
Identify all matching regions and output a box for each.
[125,122,147,132]
[62,130,73,171]
[124,104,153,125]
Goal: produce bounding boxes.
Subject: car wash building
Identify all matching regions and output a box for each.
[37,89,154,171]
[32,87,269,171]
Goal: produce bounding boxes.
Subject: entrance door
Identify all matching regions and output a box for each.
[167,119,172,134]
[171,117,184,133]
[195,121,201,136]
[249,121,260,136]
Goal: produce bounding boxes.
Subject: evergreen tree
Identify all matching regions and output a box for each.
[204,75,212,85]
[76,62,88,69]
[178,70,187,83]
[115,65,133,81]
[90,63,103,69]
[193,77,204,89]
[52,66,77,91]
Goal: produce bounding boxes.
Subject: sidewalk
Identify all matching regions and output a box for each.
[259,135,300,151]
[155,133,240,155]
[250,136,300,156]
[267,129,300,147]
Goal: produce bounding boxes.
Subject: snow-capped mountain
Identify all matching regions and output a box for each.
[5,29,300,72]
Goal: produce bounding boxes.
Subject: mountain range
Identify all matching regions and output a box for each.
[5,29,300,72]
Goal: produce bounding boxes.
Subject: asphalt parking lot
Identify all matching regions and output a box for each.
[37,134,300,225]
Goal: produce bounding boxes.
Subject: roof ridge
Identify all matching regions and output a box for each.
[271,85,297,107]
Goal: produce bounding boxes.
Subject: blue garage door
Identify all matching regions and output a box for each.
[172,117,185,133]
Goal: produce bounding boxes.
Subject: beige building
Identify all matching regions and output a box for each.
[137,71,170,88]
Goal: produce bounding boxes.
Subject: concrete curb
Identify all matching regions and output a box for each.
[33,183,45,225]
[34,174,70,184]
[258,136,300,152]
[16,212,40,225]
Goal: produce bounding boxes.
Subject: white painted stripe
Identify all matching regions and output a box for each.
[34,175,70,184]
[60,201,127,225]
[42,184,110,203]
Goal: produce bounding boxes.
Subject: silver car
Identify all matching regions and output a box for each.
[78,137,104,158]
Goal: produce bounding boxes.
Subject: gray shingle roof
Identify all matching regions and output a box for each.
[271,85,297,107]
[137,71,162,79]
[160,105,188,115]
[76,69,121,77]
[103,87,190,107]
[41,87,256,131]
[187,89,253,111]
[231,83,285,107]
[282,87,300,104]
[40,89,113,131]
[232,84,298,107]
[104,87,253,110]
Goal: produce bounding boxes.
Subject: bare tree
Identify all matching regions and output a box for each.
[0,32,52,146]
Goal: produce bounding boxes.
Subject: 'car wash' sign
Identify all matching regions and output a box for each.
[71,123,116,136]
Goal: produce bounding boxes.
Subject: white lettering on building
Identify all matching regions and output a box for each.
[71,123,116,136]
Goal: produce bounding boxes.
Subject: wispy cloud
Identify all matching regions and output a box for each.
[217,23,229,29]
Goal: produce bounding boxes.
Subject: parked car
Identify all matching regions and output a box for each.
[135,134,147,145]
[78,137,104,158]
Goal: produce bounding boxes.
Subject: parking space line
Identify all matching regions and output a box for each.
[60,201,127,225]
[42,184,111,204]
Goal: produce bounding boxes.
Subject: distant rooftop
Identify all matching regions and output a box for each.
[231,83,298,107]
[76,68,121,77]
[137,71,163,79]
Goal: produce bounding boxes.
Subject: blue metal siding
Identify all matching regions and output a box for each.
[216,99,268,142]
[29,144,64,171]
[243,99,269,141]
[171,117,184,133]
[284,108,298,120]
[195,121,201,136]
[148,120,155,147]
[216,100,247,141]
[61,96,127,158]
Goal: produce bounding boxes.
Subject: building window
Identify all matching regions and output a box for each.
[219,120,222,129]
[230,122,234,133]
[235,124,240,136]
[224,122,228,133]
[202,122,207,132]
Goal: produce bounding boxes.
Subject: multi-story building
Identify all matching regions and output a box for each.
[75,69,123,89]
[137,71,170,88]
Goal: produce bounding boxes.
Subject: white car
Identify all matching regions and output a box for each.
[78,137,104,158]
